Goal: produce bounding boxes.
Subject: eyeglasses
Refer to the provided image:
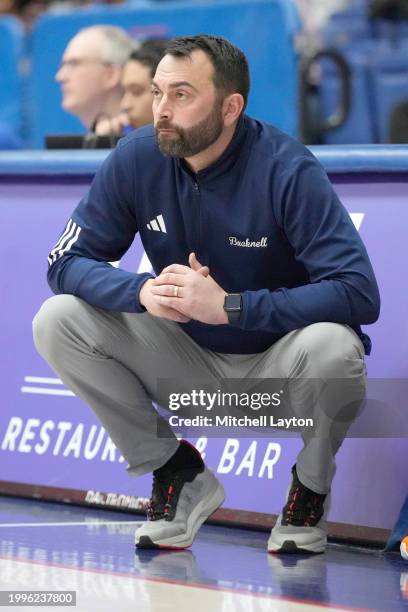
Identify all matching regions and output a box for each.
[58,58,113,72]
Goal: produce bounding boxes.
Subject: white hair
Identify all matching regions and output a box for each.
[80,25,137,66]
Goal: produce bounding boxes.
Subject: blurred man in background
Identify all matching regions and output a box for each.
[56,25,135,130]
[295,0,352,50]
[96,39,168,136]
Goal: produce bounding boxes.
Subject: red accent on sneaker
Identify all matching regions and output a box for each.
[287,487,299,518]
[164,483,176,519]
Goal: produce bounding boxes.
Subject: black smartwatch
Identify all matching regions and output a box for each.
[223,293,242,324]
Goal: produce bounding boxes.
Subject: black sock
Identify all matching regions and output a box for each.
[293,464,326,498]
[157,440,204,473]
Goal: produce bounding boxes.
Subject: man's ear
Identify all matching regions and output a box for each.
[103,64,123,91]
[223,93,245,127]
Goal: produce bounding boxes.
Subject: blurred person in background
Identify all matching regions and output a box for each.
[0,0,14,14]
[295,0,352,51]
[96,38,168,137]
[55,25,135,131]
[0,0,49,29]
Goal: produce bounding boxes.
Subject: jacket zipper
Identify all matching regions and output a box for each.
[193,179,202,259]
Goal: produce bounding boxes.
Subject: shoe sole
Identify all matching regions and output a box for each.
[135,480,225,550]
[267,539,326,554]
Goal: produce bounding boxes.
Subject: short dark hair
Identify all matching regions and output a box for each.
[164,34,250,111]
[128,39,168,78]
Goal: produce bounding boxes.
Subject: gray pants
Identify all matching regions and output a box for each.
[32,294,366,494]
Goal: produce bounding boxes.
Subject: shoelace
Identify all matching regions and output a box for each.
[283,481,326,527]
[146,471,183,522]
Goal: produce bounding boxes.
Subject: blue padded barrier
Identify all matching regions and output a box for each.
[1,145,408,175]
[0,16,24,139]
[28,0,300,148]
[309,144,408,173]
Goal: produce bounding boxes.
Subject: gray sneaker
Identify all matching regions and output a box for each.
[268,465,330,554]
[135,465,225,549]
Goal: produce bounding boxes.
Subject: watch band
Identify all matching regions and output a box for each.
[223,293,242,324]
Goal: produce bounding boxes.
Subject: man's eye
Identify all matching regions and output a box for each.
[152,89,161,97]
[176,91,187,99]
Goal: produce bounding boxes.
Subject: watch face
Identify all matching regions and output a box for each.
[225,294,242,311]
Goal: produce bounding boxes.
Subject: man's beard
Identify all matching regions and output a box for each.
[155,99,224,158]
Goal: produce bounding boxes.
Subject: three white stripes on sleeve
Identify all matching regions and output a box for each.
[48,213,171,269]
[48,219,82,266]
[147,214,166,233]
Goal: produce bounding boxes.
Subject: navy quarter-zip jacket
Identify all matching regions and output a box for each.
[47,115,380,355]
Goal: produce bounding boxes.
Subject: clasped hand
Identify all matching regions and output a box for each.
[139,253,228,325]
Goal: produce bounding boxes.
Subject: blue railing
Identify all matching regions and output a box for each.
[0,145,407,176]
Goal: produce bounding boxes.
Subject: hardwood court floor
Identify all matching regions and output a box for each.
[0,497,406,611]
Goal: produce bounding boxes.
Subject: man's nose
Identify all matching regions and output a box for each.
[120,93,132,113]
[55,66,66,82]
[155,95,172,120]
